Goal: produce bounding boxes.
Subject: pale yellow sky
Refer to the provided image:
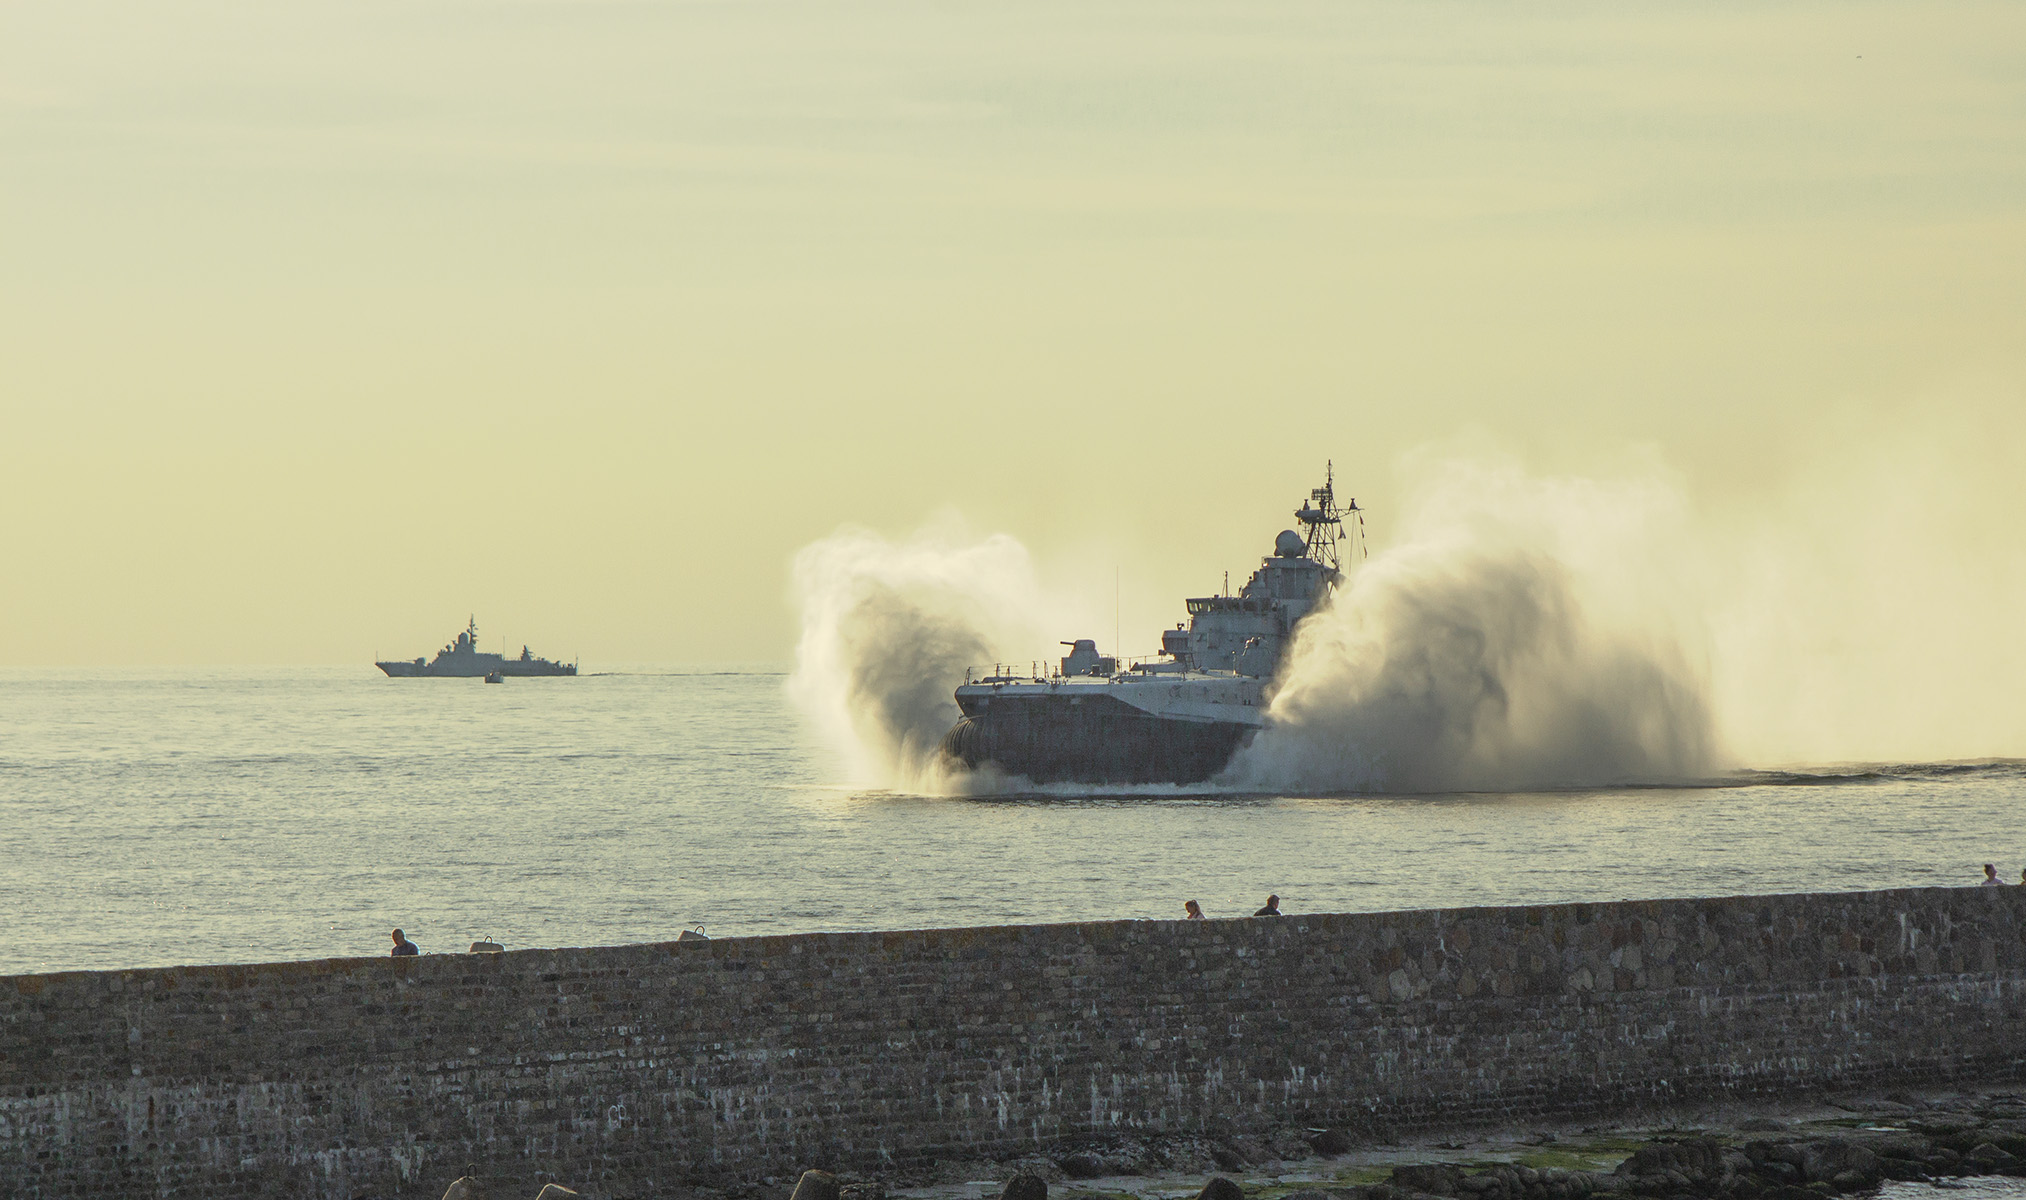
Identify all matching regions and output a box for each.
[2,0,2022,670]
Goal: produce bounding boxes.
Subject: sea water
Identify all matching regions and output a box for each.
[3,667,2022,975]
[1885,1183,2026,1200]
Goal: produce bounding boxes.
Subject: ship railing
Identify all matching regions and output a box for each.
[963,662,1052,685]
[962,651,1182,685]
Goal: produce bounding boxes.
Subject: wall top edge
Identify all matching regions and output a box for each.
[6,884,2017,988]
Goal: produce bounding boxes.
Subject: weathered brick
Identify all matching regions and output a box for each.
[1,887,2023,1199]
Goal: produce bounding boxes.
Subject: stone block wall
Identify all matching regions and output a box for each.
[3,887,2024,1199]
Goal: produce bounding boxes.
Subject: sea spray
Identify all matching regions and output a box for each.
[1705,394,2026,764]
[1224,460,1719,792]
[786,521,1053,787]
[790,459,1723,795]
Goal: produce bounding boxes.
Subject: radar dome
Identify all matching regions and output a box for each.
[1275,529,1305,558]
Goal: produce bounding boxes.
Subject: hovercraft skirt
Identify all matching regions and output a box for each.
[940,692,1253,785]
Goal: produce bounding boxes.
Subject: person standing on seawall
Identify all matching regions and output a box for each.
[390,928,420,955]
[1254,894,1283,916]
[1184,900,1205,920]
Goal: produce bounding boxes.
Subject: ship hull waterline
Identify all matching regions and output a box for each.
[940,691,1256,786]
[376,661,577,678]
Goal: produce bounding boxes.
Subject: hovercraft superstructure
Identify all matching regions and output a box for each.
[938,466,1360,785]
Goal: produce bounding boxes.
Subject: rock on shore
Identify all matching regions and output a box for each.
[1348,1098,2026,1200]
[437,1089,2026,1200]
[1012,1091,2026,1200]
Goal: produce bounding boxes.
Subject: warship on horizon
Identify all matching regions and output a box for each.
[938,465,1362,786]
[375,617,578,678]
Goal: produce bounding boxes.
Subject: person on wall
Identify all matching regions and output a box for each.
[390,928,420,955]
[1253,894,1283,916]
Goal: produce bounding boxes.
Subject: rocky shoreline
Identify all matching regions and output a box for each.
[439,1088,2026,1200]
[917,1089,2026,1200]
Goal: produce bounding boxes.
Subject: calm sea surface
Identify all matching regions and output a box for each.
[3,668,2022,975]
[1885,1183,2026,1200]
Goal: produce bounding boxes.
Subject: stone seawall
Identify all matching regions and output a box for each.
[4,887,2024,1199]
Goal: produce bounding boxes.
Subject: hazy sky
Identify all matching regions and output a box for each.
[3,0,2022,668]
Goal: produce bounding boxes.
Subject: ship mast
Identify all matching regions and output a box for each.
[1295,460,1362,577]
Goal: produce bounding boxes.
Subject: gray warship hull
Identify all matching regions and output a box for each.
[940,691,1256,785]
[376,617,577,678]
[376,658,576,678]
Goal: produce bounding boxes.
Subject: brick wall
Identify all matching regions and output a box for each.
[4,887,2024,1199]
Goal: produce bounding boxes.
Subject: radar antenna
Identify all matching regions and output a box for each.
[1294,460,1364,578]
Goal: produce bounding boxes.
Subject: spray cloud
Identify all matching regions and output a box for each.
[1224,459,1719,793]
[789,401,2025,791]
[790,459,1721,794]
[786,520,1051,788]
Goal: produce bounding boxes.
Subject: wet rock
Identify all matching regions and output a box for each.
[1060,1155,1107,1181]
[1798,1141,1881,1187]
[1391,1165,1464,1196]
[1618,1138,1733,1189]
[1613,1170,1667,1195]
[1000,1171,1048,1200]
[1746,1142,1805,1169]
[1917,1121,1992,1152]
[1968,1144,2024,1174]
[841,1183,888,1200]
[1738,1120,1786,1134]
[1199,1177,1246,1200]
[1228,1138,1272,1165]
[790,1171,842,1200]
[1310,1129,1356,1156]
[1860,1133,1932,1161]
[1211,1146,1248,1172]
